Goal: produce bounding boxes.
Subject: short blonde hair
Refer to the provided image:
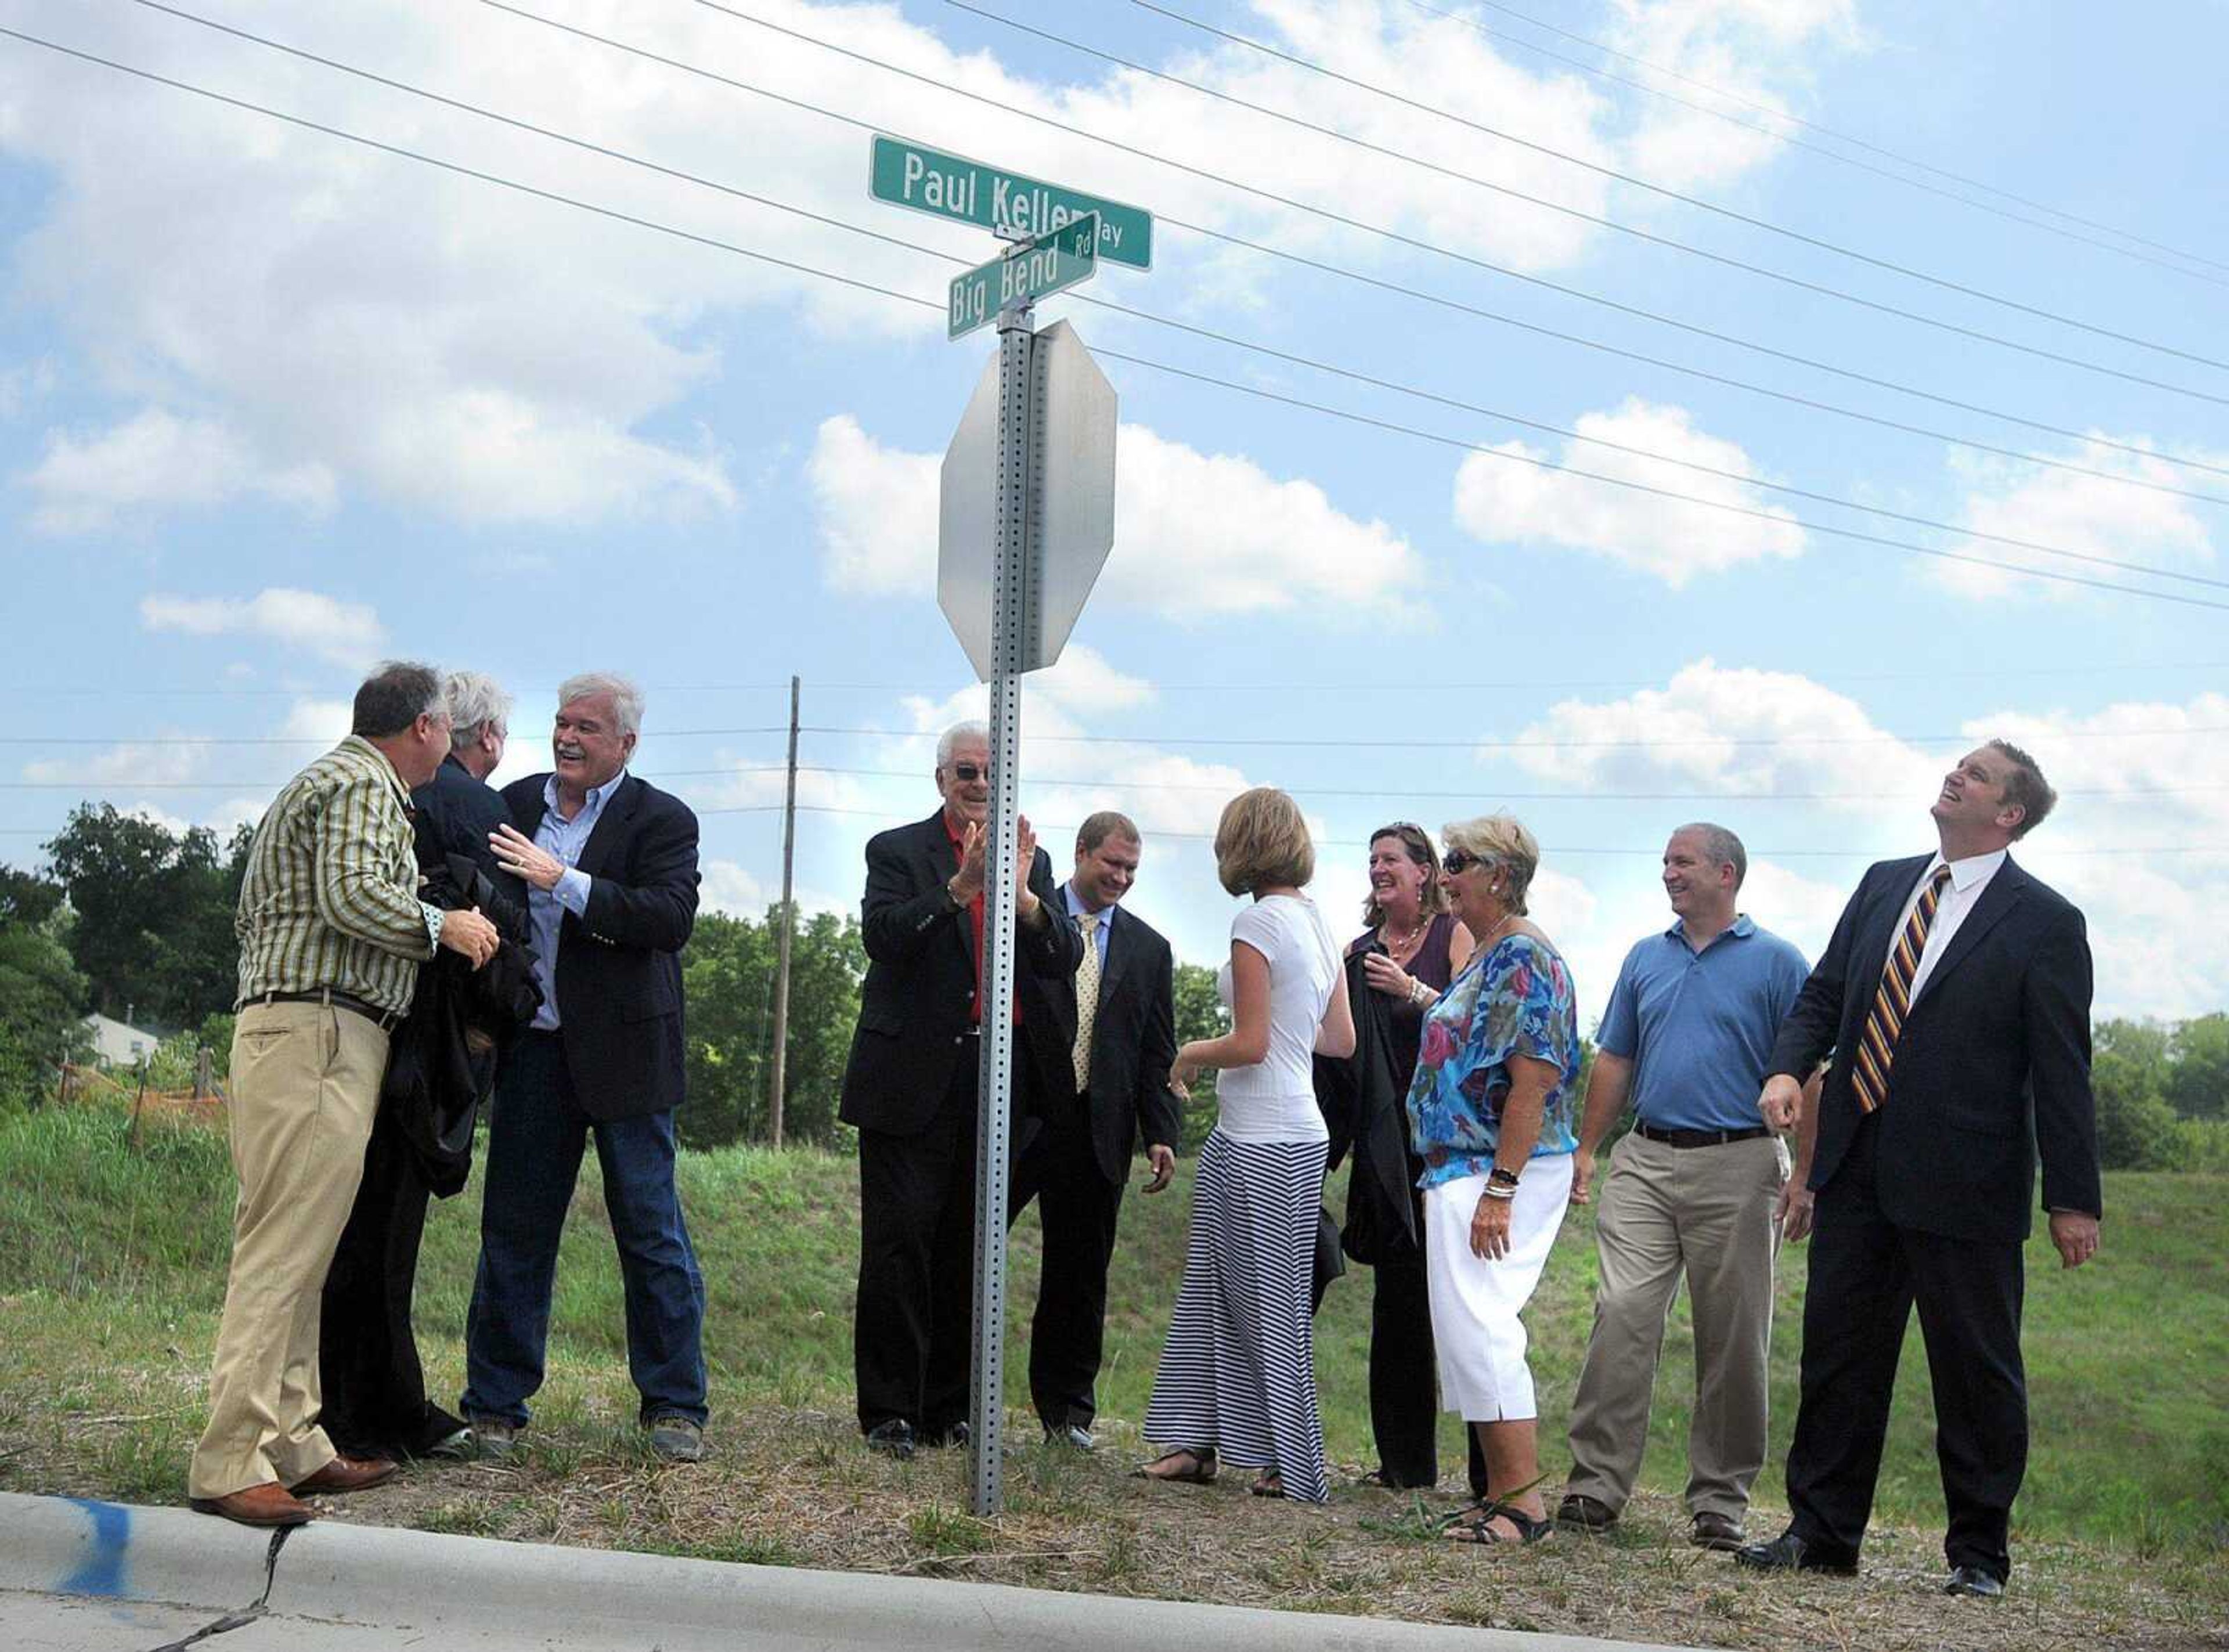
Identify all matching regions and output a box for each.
[1214,787,1315,896]
[1442,813,1541,915]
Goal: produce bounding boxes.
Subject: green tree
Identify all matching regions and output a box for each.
[1171,958,1231,1155]
[0,865,66,927]
[2166,1013,2229,1121]
[42,806,252,1029]
[0,909,91,1109]
[2092,1019,2178,1171]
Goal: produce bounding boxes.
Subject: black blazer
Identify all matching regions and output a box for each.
[502,773,700,1122]
[413,754,526,940]
[1018,896,1183,1186]
[839,811,1081,1137]
[1767,851,2100,1244]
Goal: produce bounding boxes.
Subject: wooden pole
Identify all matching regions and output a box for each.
[767,674,800,1149]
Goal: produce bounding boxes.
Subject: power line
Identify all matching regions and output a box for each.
[125,1,2229,593]
[10,23,2224,617]
[1085,0,2229,369]
[688,0,2229,407]
[1404,0,2229,282]
[481,0,2229,501]
[796,724,2228,750]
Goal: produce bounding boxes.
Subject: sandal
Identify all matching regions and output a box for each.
[1134,1447,1217,1485]
[1443,1500,1554,1546]
[1249,1471,1283,1499]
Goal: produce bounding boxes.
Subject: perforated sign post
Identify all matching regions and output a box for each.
[879,134,1134,1518]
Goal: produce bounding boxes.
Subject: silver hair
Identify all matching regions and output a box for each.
[936,720,990,771]
[556,671,644,738]
[443,670,514,752]
[1672,821,1747,890]
[1441,813,1541,915]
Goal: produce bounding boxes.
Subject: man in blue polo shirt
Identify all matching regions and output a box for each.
[1557,823,1817,1552]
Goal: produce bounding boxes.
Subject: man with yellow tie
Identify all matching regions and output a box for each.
[1736,741,2101,1600]
[1015,811,1181,1449]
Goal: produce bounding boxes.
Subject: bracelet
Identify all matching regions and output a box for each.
[1480,1182,1516,1201]
[1408,979,1430,1007]
[1487,1165,1521,1187]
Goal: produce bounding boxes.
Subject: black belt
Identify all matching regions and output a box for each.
[250,989,401,1031]
[1634,1121,1770,1149]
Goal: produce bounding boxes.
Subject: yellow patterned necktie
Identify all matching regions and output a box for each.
[1852,864,1954,1113]
[1072,911,1102,1092]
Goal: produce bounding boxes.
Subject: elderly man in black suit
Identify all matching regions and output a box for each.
[1014,811,1181,1449]
[1736,740,2101,1599]
[463,672,708,1464]
[839,721,1081,1459]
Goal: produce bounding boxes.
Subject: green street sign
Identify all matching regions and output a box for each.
[870,135,1152,270]
[949,215,1098,339]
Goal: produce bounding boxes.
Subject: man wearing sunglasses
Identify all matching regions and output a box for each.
[838,722,1083,1459]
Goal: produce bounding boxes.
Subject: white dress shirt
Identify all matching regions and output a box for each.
[1895,848,2007,1005]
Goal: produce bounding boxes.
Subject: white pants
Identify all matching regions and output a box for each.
[1423,1154,1574,1423]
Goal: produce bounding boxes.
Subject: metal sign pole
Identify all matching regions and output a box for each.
[968,293,1036,1517]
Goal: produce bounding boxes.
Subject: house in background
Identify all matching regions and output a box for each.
[84,1012,161,1069]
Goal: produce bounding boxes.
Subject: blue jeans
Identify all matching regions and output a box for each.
[462,1031,708,1427]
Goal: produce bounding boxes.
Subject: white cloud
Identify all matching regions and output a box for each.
[0,1,1845,532]
[811,415,1424,621]
[1935,437,2220,601]
[24,409,335,535]
[140,587,387,667]
[1452,398,1804,585]
[699,859,769,917]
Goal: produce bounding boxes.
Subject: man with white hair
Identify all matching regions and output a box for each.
[463,672,708,1463]
[838,721,1081,1458]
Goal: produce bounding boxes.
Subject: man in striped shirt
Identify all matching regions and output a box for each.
[188,662,500,1530]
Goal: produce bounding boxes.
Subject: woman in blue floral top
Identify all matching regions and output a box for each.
[1405,813,1579,1547]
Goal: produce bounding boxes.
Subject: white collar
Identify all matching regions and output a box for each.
[1927,847,2007,893]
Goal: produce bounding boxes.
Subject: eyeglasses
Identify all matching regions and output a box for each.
[1442,849,1483,876]
[949,763,986,782]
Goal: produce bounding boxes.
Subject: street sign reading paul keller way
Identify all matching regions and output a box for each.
[949,215,1098,340]
[870,135,1152,269]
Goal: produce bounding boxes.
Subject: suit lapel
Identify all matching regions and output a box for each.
[575,775,639,881]
[510,777,551,839]
[1853,854,1933,1006]
[1912,858,2026,1009]
[919,813,972,974]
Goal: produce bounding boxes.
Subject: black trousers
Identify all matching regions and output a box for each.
[1009,1095,1123,1430]
[318,1096,466,1459]
[1786,1117,2029,1579]
[854,1047,982,1435]
[1368,1236,1489,1496]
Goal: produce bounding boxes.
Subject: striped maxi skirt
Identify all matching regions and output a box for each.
[1142,1128,1330,1504]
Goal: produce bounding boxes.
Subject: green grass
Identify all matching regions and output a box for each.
[2,1099,2224,1553]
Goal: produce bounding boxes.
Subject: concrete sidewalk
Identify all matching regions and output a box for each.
[0,1489,1700,1652]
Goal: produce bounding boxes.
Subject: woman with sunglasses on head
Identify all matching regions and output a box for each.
[1407,814,1581,1546]
[1339,824,1489,1496]
[1139,787,1354,1504]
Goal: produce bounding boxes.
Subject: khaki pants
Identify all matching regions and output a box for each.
[1564,1130,1787,1522]
[187,1000,388,1500]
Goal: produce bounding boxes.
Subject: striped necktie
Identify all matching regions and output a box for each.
[1852,864,1954,1114]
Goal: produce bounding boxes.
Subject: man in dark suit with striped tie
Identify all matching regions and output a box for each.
[1735,741,2101,1599]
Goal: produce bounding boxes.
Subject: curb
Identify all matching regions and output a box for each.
[0,1491,1696,1651]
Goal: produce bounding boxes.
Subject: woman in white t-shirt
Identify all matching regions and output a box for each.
[1138,787,1355,1503]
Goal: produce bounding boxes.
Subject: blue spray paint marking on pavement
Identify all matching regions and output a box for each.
[59,1498,131,1596]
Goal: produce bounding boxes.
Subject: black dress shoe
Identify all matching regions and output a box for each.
[923,1420,970,1449]
[1945,1565,2005,1599]
[1732,1529,1859,1577]
[864,1419,916,1460]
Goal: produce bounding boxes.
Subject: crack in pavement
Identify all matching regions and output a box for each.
[140,1524,293,1652]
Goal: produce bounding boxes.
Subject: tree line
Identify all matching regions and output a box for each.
[2,804,2221,1167]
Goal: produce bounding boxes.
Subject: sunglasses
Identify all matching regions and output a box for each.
[949,763,986,782]
[1441,849,1485,876]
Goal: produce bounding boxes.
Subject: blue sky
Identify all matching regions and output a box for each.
[3,0,2225,1028]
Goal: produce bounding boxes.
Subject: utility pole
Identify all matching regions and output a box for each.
[767,674,800,1149]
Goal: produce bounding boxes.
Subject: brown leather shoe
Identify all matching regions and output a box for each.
[290,1454,399,1495]
[189,1483,314,1528]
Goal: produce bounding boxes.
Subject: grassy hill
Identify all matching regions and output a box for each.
[11,1099,2229,1650]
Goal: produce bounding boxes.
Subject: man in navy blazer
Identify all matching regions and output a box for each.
[838,722,1081,1458]
[1736,740,2101,1598]
[463,672,708,1463]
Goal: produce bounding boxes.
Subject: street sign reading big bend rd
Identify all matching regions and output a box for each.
[870,135,1153,269]
[948,215,1098,340]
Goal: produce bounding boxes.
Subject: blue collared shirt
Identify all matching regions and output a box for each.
[1064,880,1116,971]
[1596,914,1812,1134]
[526,770,625,1030]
